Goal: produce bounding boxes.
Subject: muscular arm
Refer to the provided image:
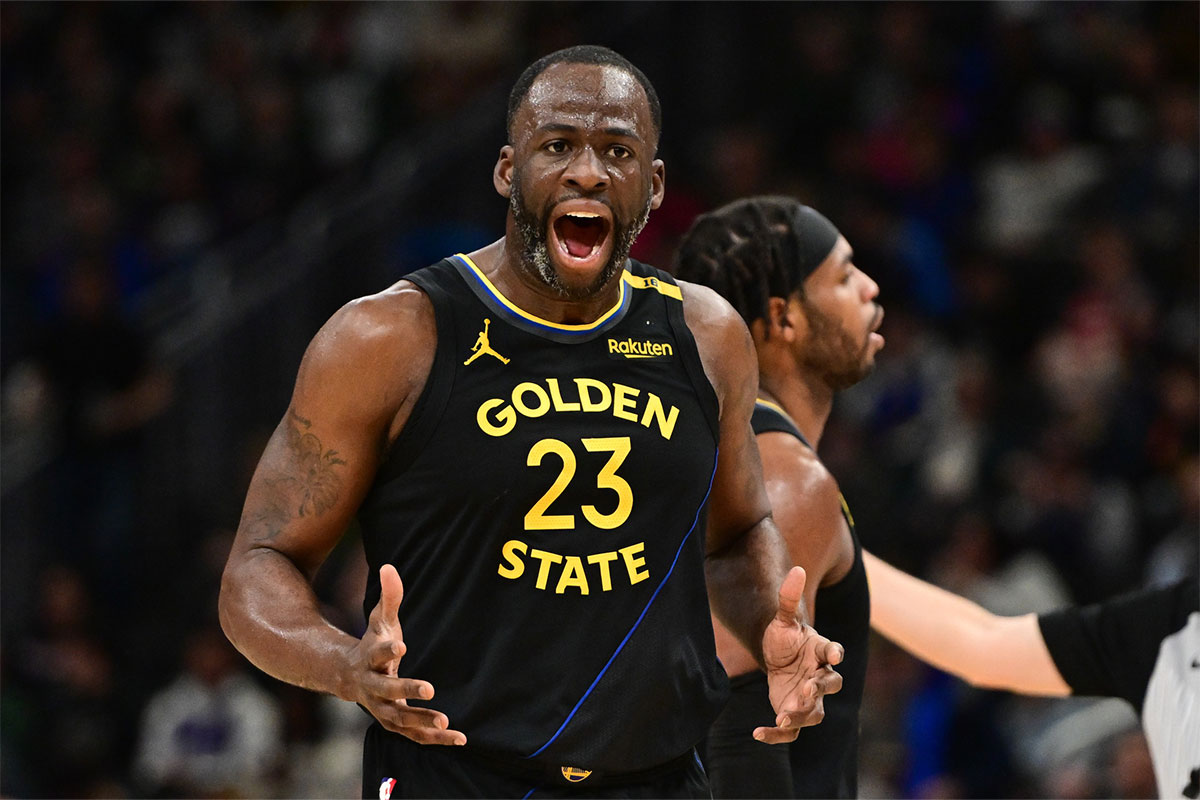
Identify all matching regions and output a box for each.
[681,282,789,662]
[219,284,465,743]
[863,550,1070,696]
[714,432,853,677]
[682,282,843,740]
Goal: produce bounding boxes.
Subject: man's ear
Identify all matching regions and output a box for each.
[765,295,796,342]
[649,159,666,210]
[494,145,514,198]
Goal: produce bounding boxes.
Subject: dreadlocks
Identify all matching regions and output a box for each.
[673,197,841,328]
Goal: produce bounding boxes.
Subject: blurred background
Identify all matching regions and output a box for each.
[1,2,1196,797]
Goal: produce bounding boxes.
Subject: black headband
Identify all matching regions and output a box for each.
[791,204,841,284]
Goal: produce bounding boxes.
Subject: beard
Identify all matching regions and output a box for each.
[801,299,877,390]
[509,173,651,300]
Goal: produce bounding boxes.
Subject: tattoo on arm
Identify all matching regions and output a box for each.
[244,411,349,542]
[242,496,292,544]
[282,411,348,516]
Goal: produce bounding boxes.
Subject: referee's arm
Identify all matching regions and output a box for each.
[863,550,1071,696]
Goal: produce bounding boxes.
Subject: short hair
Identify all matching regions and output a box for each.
[673,196,837,327]
[506,45,662,145]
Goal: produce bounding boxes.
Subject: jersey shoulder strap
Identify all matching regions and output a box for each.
[751,399,813,450]
[629,259,720,441]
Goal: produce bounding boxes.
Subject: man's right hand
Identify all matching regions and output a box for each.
[350,564,467,745]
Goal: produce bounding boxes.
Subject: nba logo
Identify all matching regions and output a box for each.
[379,777,397,800]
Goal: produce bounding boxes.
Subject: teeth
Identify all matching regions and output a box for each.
[565,212,601,219]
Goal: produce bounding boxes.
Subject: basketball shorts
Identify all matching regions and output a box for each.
[363,722,711,799]
[700,671,792,799]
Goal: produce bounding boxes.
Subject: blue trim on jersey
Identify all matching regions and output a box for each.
[453,254,633,336]
[521,788,537,799]
[525,449,722,759]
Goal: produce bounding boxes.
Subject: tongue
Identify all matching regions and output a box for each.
[557,216,603,259]
[565,237,592,258]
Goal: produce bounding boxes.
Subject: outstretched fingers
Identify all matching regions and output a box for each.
[362,672,436,702]
[373,700,468,746]
[753,672,833,743]
[357,564,464,745]
[813,636,845,668]
[365,679,466,745]
[367,638,406,671]
[775,565,807,624]
[373,564,405,632]
[364,564,407,677]
[810,663,844,700]
[753,716,810,744]
[757,567,846,744]
[795,628,845,711]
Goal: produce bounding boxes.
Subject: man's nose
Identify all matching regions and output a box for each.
[861,272,880,302]
[562,147,608,192]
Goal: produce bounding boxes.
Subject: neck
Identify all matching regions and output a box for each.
[757,369,834,448]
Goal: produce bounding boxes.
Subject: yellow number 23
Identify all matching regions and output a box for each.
[524,437,633,530]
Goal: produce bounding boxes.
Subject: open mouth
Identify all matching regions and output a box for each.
[869,306,885,349]
[549,206,613,272]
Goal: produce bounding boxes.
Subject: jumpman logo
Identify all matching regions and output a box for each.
[464,318,510,365]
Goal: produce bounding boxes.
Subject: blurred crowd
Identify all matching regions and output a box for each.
[1,3,1196,798]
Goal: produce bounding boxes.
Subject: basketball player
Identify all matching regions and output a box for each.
[675,196,1199,798]
[218,47,844,799]
[866,559,1198,798]
[674,197,882,798]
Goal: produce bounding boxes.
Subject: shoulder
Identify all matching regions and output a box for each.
[676,279,755,412]
[305,281,432,374]
[677,278,744,334]
[327,279,434,338]
[758,432,840,515]
[294,280,436,430]
[756,430,849,576]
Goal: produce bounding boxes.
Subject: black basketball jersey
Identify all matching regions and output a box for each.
[356,254,728,773]
[752,400,870,799]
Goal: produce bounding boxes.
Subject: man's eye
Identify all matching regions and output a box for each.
[546,141,568,154]
[609,145,631,158]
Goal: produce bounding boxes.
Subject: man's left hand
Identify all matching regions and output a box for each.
[754,566,845,743]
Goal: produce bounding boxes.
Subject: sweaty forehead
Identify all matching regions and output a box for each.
[517,62,652,141]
